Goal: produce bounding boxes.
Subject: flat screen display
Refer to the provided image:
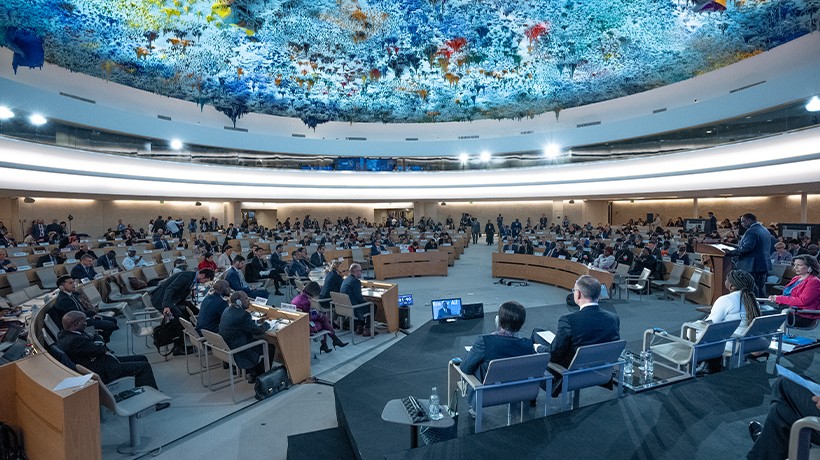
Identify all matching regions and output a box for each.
[398,294,413,307]
[431,298,462,321]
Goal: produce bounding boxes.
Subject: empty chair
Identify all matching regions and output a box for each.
[548,340,626,411]
[122,299,164,355]
[200,329,270,403]
[81,283,127,316]
[449,353,552,433]
[75,365,171,455]
[621,268,651,300]
[5,290,30,308]
[666,270,703,302]
[726,313,787,368]
[6,271,34,293]
[644,319,740,376]
[350,247,372,277]
[784,307,820,337]
[179,318,212,386]
[766,264,789,292]
[330,291,374,344]
[119,272,158,296]
[650,263,685,292]
[24,284,49,299]
[106,280,143,305]
[141,265,164,284]
[35,267,59,290]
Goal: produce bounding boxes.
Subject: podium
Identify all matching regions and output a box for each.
[695,243,734,304]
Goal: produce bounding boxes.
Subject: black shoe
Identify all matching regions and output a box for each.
[320,342,332,354]
[749,421,762,442]
[246,373,257,384]
[331,336,348,348]
[274,291,284,296]
[155,402,170,412]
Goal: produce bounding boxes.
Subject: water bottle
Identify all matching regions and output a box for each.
[622,352,634,378]
[428,386,443,420]
[644,350,654,381]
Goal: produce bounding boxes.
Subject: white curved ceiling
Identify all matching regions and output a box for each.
[1,33,818,157]
[2,125,819,201]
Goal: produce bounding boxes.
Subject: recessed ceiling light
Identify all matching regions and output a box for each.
[0,106,14,120]
[543,143,561,159]
[170,139,183,150]
[459,153,469,163]
[806,96,820,112]
[479,151,491,162]
[29,114,47,126]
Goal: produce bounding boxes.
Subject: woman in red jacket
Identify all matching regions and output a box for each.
[769,255,820,327]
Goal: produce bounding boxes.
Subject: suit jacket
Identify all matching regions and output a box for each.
[550,304,620,369]
[57,329,120,381]
[269,252,286,271]
[49,291,92,326]
[219,306,267,369]
[319,270,343,301]
[36,253,65,267]
[462,334,534,382]
[97,255,120,271]
[732,222,772,273]
[245,256,269,283]
[309,252,326,268]
[774,276,820,319]
[151,271,197,316]
[71,263,97,281]
[154,239,171,251]
[225,266,251,294]
[340,275,366,305]
[196,293,228,334]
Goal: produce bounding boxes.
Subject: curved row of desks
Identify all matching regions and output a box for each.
[491,253,614,290]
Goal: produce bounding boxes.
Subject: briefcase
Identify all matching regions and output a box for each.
[254,361,291,400]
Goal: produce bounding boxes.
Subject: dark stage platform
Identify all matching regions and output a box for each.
[331,303,820,460]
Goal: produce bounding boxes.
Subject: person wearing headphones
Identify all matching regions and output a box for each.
[218,291,272,383]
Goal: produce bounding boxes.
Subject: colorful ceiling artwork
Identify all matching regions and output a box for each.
[0,0,817,128]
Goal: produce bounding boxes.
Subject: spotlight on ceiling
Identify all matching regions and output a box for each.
[170,139,184,150]
[543,143,562,159]
[23,197,35,203]
[0,106,14,120]
[568,199,575,204]
[479,151,491,162]
[29,114,47,126]
[458,153,469,164]
[195,201,202,206]
[807,96,820,112]
[440,202,446,206]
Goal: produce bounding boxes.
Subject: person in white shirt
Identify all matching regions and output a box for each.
[217,246,234,271]
[122,248,149,271]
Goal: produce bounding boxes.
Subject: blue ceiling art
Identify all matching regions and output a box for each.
[0,0,817,128]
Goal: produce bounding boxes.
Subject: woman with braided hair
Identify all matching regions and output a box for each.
[697,270,762,374]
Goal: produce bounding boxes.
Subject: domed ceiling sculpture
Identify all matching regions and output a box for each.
[1,0,816,128]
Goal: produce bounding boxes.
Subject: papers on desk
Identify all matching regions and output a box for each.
[266,318,291,332]
[54,373,93,391]
[464,346,472,352]
[776,365,820,395]
[536,330,555,344]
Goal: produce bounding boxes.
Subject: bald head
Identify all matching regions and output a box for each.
[62,310,87,331]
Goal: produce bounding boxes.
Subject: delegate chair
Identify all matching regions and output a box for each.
[122,295,164,355]
[548,340,626,411]
[81,283,127,316]
[650,263,685,293]
[350,247,373,277]
[621,268,651,300]
[726,313,787,368]
[5,290,29,308]
[789,416,820,460]
[7,271,46,296]
[666,269,703,302]
[35,266,59,290]
[179,318,213,386]
[784,307,820,338]
[201,329,270,403]
[330,291,374,345]
[644,319,740,376]
[119,272,158,296]
[106,280,143,305]
[449,353,552,433]
[75,365,171,455]
[141,265,165,285]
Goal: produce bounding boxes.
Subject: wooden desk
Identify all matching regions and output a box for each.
[0,354,101,460]
[249,306,311,384]
[372,252,448,280]
[491,253,614,290]
[362,281,399,333]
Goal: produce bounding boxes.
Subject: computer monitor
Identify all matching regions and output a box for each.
[431,298,462,322]
[398,294,413,307]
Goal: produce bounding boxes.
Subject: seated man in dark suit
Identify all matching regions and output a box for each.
[310,244,328,268]
[36,247,66,267]
[49,275,118,343]
[70,254,98,281]
[96,250,121,271]
[747,377,820,460]
[218,291,272,383]
[534,275,620,394]
[58,311,162,396]
[151,268,216,355]
[340,263,375,336]
[225,255,269,300]
[74,243,98,262]
[245,247,273,284]
[196,280,231,334]
[458,301,533,413]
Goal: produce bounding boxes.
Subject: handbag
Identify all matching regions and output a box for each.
[152,317,180,356]
[254,361,291,400]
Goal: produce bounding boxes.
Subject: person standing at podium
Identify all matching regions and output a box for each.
[728,213,773,298]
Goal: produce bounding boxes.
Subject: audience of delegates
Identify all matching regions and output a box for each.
[290,281,347,353]
[768,255,820,328]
